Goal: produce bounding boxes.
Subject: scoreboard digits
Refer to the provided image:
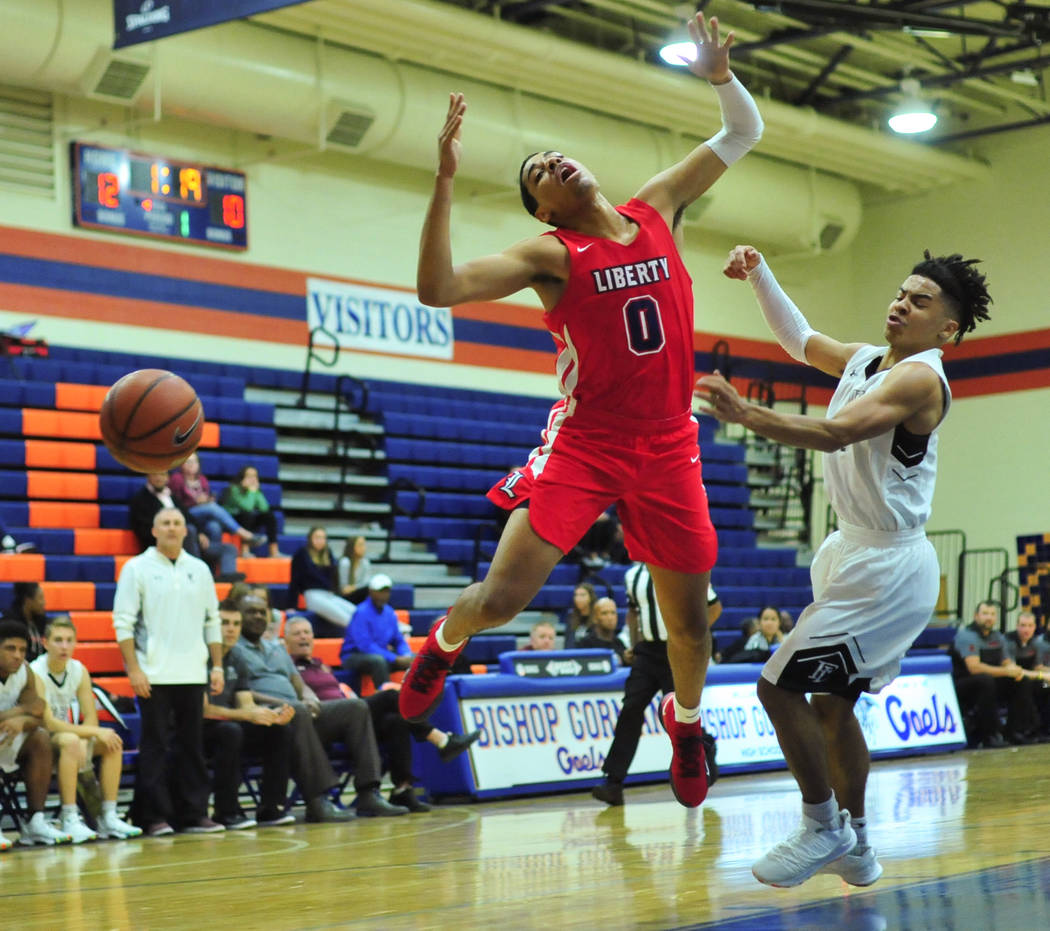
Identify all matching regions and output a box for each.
[72,143,248,250]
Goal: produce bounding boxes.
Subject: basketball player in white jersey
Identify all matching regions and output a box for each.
[30,617,141,842]
[696,243,991,888]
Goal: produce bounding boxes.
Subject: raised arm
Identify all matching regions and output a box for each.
[723,245,865,378]
[696,360,945,453]
[635,15,763,232]
[416,93,566,308]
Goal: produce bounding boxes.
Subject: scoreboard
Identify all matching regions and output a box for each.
[71,143,248,250]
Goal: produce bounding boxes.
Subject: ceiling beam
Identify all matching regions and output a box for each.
[794,43,853,105]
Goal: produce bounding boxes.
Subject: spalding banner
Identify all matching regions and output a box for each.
[113,1,310,49]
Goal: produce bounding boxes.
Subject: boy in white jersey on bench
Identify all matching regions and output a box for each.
[29,617,141,842]
[696,245,991,889]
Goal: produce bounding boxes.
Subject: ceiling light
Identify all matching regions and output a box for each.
[1010,69,1039,86]
[888,78,937,134]
[659,40,695,67]
[902,26,953,39]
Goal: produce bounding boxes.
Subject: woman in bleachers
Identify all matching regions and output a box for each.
[337,535,373,606]
[169,454,264,555]
[563,582,598,650]
[288,527,357,629]
[2,581,48,661]
[727,606,784,663]
[220,464,284,558]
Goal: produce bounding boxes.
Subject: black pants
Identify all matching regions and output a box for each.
[602,641,674,782]
[235,509,278,542]
[954,673,1038,740]
[133,684,209,827]
[287,698,382,799]
[203,719,291,817]
[363,690,430,786]
[343,652,394,688]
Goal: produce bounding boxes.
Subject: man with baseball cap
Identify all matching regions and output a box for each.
[339,574,414,689]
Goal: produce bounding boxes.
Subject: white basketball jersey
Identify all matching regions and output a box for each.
[823,345,950,532]
[30,655,85,722]
[0,662,28,713]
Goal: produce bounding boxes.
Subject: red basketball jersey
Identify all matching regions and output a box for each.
[544,198,695,423]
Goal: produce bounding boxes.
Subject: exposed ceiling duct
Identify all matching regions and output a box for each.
[0,0,990,252]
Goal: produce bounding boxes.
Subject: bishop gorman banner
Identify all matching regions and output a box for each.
[113,1,309,48]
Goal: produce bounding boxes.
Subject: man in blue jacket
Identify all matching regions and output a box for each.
[340,575,414,689]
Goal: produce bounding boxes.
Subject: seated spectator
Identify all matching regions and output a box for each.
[288,527,356,629]
[718,617,758,664]
[577,597,628,663]
[219,464,285,558]
[202,600,296,830]
[284,618,480,812]
[0,620,71,847]
[340,575,413,688]
[1006,610,1050,739]
[229,594,408,818]
[170,454,265,556]
[29,616,140,842]
[952,600,1038,747]
[251,584,284,640]
[730,605,784,663]
[2,581,47,661]
[337,535,373,605]
[128,472,243,582]
[778,610,795,635]
[520,621,557,651]
[563,582,597,650]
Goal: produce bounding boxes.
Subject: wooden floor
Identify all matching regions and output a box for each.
[5,744,1050,930]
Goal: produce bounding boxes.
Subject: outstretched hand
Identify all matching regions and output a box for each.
[437,93,466,180]
[684,14,734,85]
[724,244,762,280]
[694,371,750,424]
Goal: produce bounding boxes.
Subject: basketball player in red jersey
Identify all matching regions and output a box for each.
[400,14,763,808]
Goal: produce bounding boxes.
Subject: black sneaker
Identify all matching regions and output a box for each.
[216,812,257,830]
[591,781,624,807]
[439,729,482,762]
[389,788,432,813]
[256,808,296,827]
[354,789,410,817]
[305,797,354,823]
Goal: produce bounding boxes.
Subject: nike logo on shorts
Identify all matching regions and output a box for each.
[577,244,593,253]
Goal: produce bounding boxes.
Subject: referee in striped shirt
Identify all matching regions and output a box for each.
[592,562,721,806]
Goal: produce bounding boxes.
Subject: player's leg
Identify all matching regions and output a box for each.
[51,734,96,842]
[17,727,73,845]
[400,507,565,722]
[648,566,713,808]
[811,693,882,886]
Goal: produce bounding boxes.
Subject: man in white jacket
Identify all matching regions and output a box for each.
[114,507,225,837]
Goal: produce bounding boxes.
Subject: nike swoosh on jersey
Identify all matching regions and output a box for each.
[577,244,593,253]
[173,412,202,446]
[690,454,700,463]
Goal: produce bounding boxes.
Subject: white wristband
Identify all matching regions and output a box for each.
[704,75,764,167]
[748,258,816,364]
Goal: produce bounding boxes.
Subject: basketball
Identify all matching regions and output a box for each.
[98,369,205,473]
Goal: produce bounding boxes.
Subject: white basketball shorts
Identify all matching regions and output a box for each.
[761,520,940,698]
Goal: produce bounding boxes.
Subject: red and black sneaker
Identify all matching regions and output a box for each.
[399,619,467,723]
[660,692,708,808]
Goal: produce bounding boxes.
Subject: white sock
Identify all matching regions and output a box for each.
[61,804,79,821]
[101,801,117,818]
[802,794,840,829]
[851,816,868,849]
[435,618,466,653]
[673,698,701,725]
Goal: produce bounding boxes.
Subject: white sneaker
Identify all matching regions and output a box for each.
[752,810,856,888]
[60,812,98,844]
[19,814,74,846]
[96,814,143,840]
[818,843,884,886]
[0,830,12,851]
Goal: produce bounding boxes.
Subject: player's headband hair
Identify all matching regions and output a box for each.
[519,152,540,217]
[911,250,992,345]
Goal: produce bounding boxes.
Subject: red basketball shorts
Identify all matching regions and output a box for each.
[486,406,717,574]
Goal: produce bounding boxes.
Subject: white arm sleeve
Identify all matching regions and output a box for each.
[705,76,764,167]
[748,257,817,364]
